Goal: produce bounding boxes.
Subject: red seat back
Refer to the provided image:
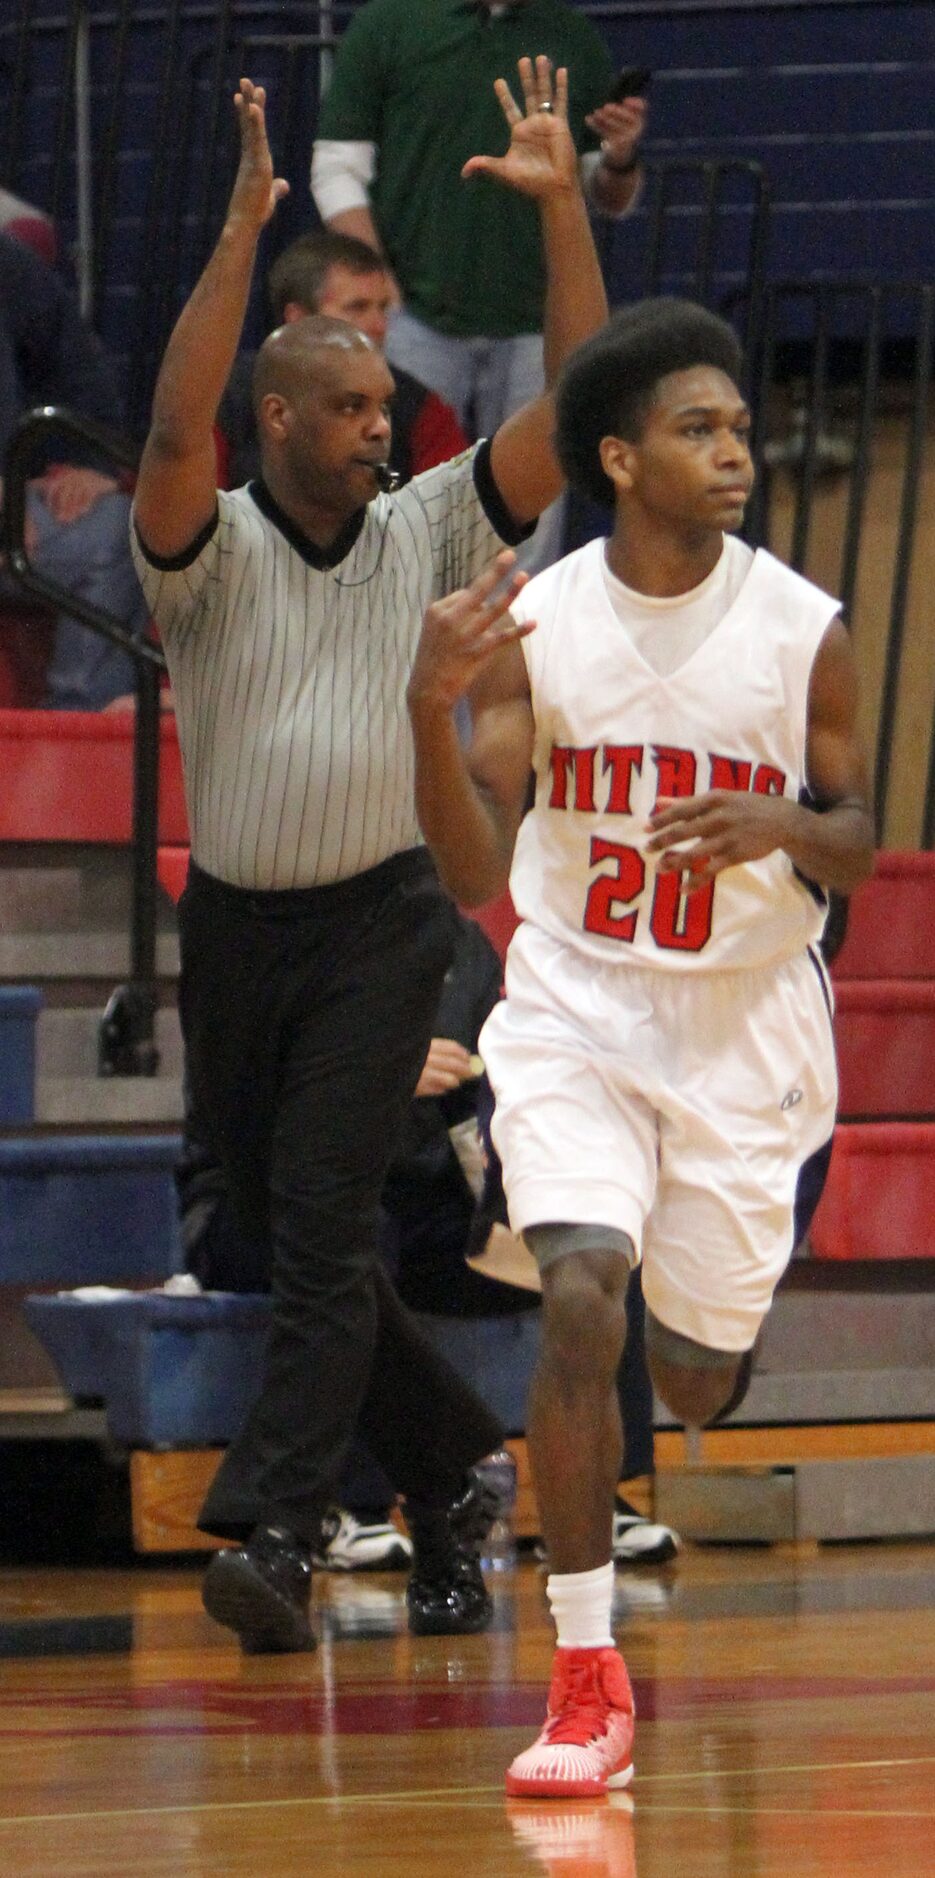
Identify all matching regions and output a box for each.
[0,709,188,844]
[810,1123,935,1259]
[832,852,935,980]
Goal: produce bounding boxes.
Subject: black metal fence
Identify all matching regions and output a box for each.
[746,280,935,849]
[0,5,776,430]
[0,3,339,427]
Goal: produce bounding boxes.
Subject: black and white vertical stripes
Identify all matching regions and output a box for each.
[131,445,512,889]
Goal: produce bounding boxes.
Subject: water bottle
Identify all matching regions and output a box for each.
[477,1448,518,1571]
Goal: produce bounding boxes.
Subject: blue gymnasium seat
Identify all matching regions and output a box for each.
[0,1133,184,1285]
[417,1312,541,1434]
[23,1290,270,1446]
[0,986,41,1124]
[24,1289,539,1447]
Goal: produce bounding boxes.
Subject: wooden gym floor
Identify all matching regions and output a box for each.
[0,1539,933,1876]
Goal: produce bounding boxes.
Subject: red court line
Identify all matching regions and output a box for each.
[1,1674,932,1739]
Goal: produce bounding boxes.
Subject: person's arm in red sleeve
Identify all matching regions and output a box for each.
[409,390,469,475]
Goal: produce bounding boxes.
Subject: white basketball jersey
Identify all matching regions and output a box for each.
[508,536,840,973]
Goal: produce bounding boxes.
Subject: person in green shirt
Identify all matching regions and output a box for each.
[311,0,647,441]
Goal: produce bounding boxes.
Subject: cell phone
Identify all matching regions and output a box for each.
[608,66,652,103]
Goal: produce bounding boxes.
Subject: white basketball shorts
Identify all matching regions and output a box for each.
[479,922,837,1353]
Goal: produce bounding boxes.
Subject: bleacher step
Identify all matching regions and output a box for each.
[659,1282,935,1423]
[36,1006,183,1079]
[0,850,180,935]
[719,1367,935,1422]
[34,1077,184,1124]
[729,1280,934,1376]
[127,1428,935,1555]
[832,852,935,979]
[0,931,179,981]
[655,1454,935,1543]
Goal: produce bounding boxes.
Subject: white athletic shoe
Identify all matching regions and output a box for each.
[612,1498,680,1566]
[313,1507,413,1572]
[505,1646,636,1799]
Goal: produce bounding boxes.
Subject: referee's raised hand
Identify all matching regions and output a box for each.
[230,78,290,229]
[408,550,535,713]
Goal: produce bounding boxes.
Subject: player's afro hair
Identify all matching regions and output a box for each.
[555,298,745,507]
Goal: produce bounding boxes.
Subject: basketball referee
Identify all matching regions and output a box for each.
[130,68,608,1654]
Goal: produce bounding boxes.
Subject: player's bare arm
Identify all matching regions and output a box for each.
[646,620,875,893]
[469,58,609,525]
[408,550,535,905]
[134,79,289,558]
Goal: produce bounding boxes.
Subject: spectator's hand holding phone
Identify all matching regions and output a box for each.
[585,67,650,173]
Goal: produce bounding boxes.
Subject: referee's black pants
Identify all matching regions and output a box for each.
[178,851,504,1544]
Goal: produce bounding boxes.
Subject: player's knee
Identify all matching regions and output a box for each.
[652,1359,740,1427]
[540,1246,631,1380]
[644,1309,747,1426]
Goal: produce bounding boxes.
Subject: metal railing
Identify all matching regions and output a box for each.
[601,157,772,365]
[1,405,165,1077]
[743,279,935,846]
[1,5,779,428]
[0,4,335,417]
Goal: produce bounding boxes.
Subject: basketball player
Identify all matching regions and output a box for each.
[407,299,875,1794]
[129,69,610,1653]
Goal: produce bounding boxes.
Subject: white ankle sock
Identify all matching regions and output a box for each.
[546,1562,615,1650]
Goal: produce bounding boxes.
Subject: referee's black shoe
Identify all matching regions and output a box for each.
[404,1471,497,1636]
[201,1525,316,1653]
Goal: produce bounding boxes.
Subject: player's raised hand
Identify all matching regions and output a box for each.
[408,550,535,712]
[462,58,576,199]
[229,79,289,230]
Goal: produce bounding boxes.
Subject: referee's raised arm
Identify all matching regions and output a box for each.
[134,80,289,561]
[466,58,609,528]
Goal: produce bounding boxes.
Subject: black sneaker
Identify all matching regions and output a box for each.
[201,1525,316,1653]
[404,1471,497,1637]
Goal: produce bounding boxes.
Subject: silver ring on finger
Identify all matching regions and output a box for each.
[538,101,554,113]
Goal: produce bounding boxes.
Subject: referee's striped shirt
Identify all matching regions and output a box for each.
[131,442,527,890]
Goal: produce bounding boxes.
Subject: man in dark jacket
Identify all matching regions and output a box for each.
[0,231,150,707]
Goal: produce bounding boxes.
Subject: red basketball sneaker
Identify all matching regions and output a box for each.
[505,1646,636,1798]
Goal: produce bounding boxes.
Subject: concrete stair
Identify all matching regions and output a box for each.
[0,846,179,963]
[0,848,183,1124]
[0,832,184,1407]
[35,1006,184,1124]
